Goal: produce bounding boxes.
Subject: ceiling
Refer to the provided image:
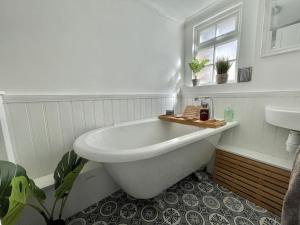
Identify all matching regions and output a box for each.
[141,0,221,22]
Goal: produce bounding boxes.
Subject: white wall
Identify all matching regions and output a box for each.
[182,92,298,169]
[4,94,179,179]
[0,1,183,223]
[183,0,300,93]
[0,0,183,94]
[182,0,300,168]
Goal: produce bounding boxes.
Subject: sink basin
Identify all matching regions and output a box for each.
[265,106,300,131]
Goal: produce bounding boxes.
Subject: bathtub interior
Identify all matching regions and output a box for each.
[86,120,202,150]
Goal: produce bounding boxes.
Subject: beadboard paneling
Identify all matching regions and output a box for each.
[182,94,298,163]
[0,130,7,160]
[4,94,179,178]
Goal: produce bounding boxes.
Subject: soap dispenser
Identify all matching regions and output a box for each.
[224,105,234,122]
[200,101,210,121]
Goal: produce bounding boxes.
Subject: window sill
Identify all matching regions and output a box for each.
[191,81,237,88]
[181,81,253,98]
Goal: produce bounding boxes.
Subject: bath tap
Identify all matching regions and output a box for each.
[194,96,215,119]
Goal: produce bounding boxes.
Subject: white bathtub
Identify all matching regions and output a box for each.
[74,118,238,199]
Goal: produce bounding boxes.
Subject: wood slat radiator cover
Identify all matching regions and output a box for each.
[213,149,291,216]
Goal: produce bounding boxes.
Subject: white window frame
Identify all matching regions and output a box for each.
[192,3,243,86]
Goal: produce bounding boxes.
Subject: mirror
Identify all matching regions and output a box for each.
[262,0,300,56]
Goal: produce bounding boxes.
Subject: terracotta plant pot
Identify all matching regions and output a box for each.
[216,73,228,84]
[192,79,200,87]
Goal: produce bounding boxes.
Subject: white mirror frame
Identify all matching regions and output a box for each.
[261,0,300,57]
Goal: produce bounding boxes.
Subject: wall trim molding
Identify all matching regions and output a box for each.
[181,88,300,98]
[185,0,225,23]
[140,0,182,24]
[5,89,300,102]
[3,93,176,103]
[184,0,240,24]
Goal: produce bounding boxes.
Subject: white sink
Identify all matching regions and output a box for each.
[265,106,300,131]
[265,106,300,152]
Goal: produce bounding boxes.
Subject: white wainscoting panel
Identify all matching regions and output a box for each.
[4,94,179,179]
[0,130,7,160]
[182,93,299,164]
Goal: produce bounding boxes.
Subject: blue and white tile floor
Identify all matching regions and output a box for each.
[67,171,281,225]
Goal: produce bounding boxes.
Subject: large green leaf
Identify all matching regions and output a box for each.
[54,151,87,199]
[0,161,27,219]
[2,176,30,225]
[29,179,46,201]
[55,161,86,199]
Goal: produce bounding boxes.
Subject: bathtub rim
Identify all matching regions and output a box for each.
[74,118,239,163]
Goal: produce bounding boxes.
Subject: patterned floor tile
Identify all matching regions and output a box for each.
[66,171,281,225]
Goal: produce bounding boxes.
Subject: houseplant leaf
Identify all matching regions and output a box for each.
[0,161,27,219]
[54,151,87,199]
[188,58,209,75]
[29,179,46,201]
[2,176,30,225]
[0,161,49,225]
[55,161,86,199]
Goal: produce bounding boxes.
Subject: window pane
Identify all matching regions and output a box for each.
[199,26,215,43]
[197,47,214,64]
[216,16,237,37]
[228,61,236,81]
[199,65,213,84]
[215,40,237,61]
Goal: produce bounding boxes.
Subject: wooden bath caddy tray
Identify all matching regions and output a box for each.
[159,115,226,128]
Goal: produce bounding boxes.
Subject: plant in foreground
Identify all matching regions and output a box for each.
[0,150,88,225]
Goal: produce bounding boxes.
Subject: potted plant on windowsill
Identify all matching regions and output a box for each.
[0,150,88,225]
[188,58,209,86]
[215,57,232,84]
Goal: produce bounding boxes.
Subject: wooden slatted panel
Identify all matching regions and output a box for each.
[213,149,291,216]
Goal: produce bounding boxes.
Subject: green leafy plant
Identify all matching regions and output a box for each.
[0,150,88,225]
[215,57,232,74]
[188,58,209,79]
[0,161,47,225]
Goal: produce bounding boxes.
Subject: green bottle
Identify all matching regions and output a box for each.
[224,105,234,122]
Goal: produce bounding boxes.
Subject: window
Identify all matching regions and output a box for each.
[193,8,241,85]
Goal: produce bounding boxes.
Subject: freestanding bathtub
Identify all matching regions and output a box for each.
[74,118,238,199]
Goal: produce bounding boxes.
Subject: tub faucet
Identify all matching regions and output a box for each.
[194,96,215,119]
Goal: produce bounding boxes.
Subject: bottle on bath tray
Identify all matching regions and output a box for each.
[200,102,210,121]
[224,105,234,122]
